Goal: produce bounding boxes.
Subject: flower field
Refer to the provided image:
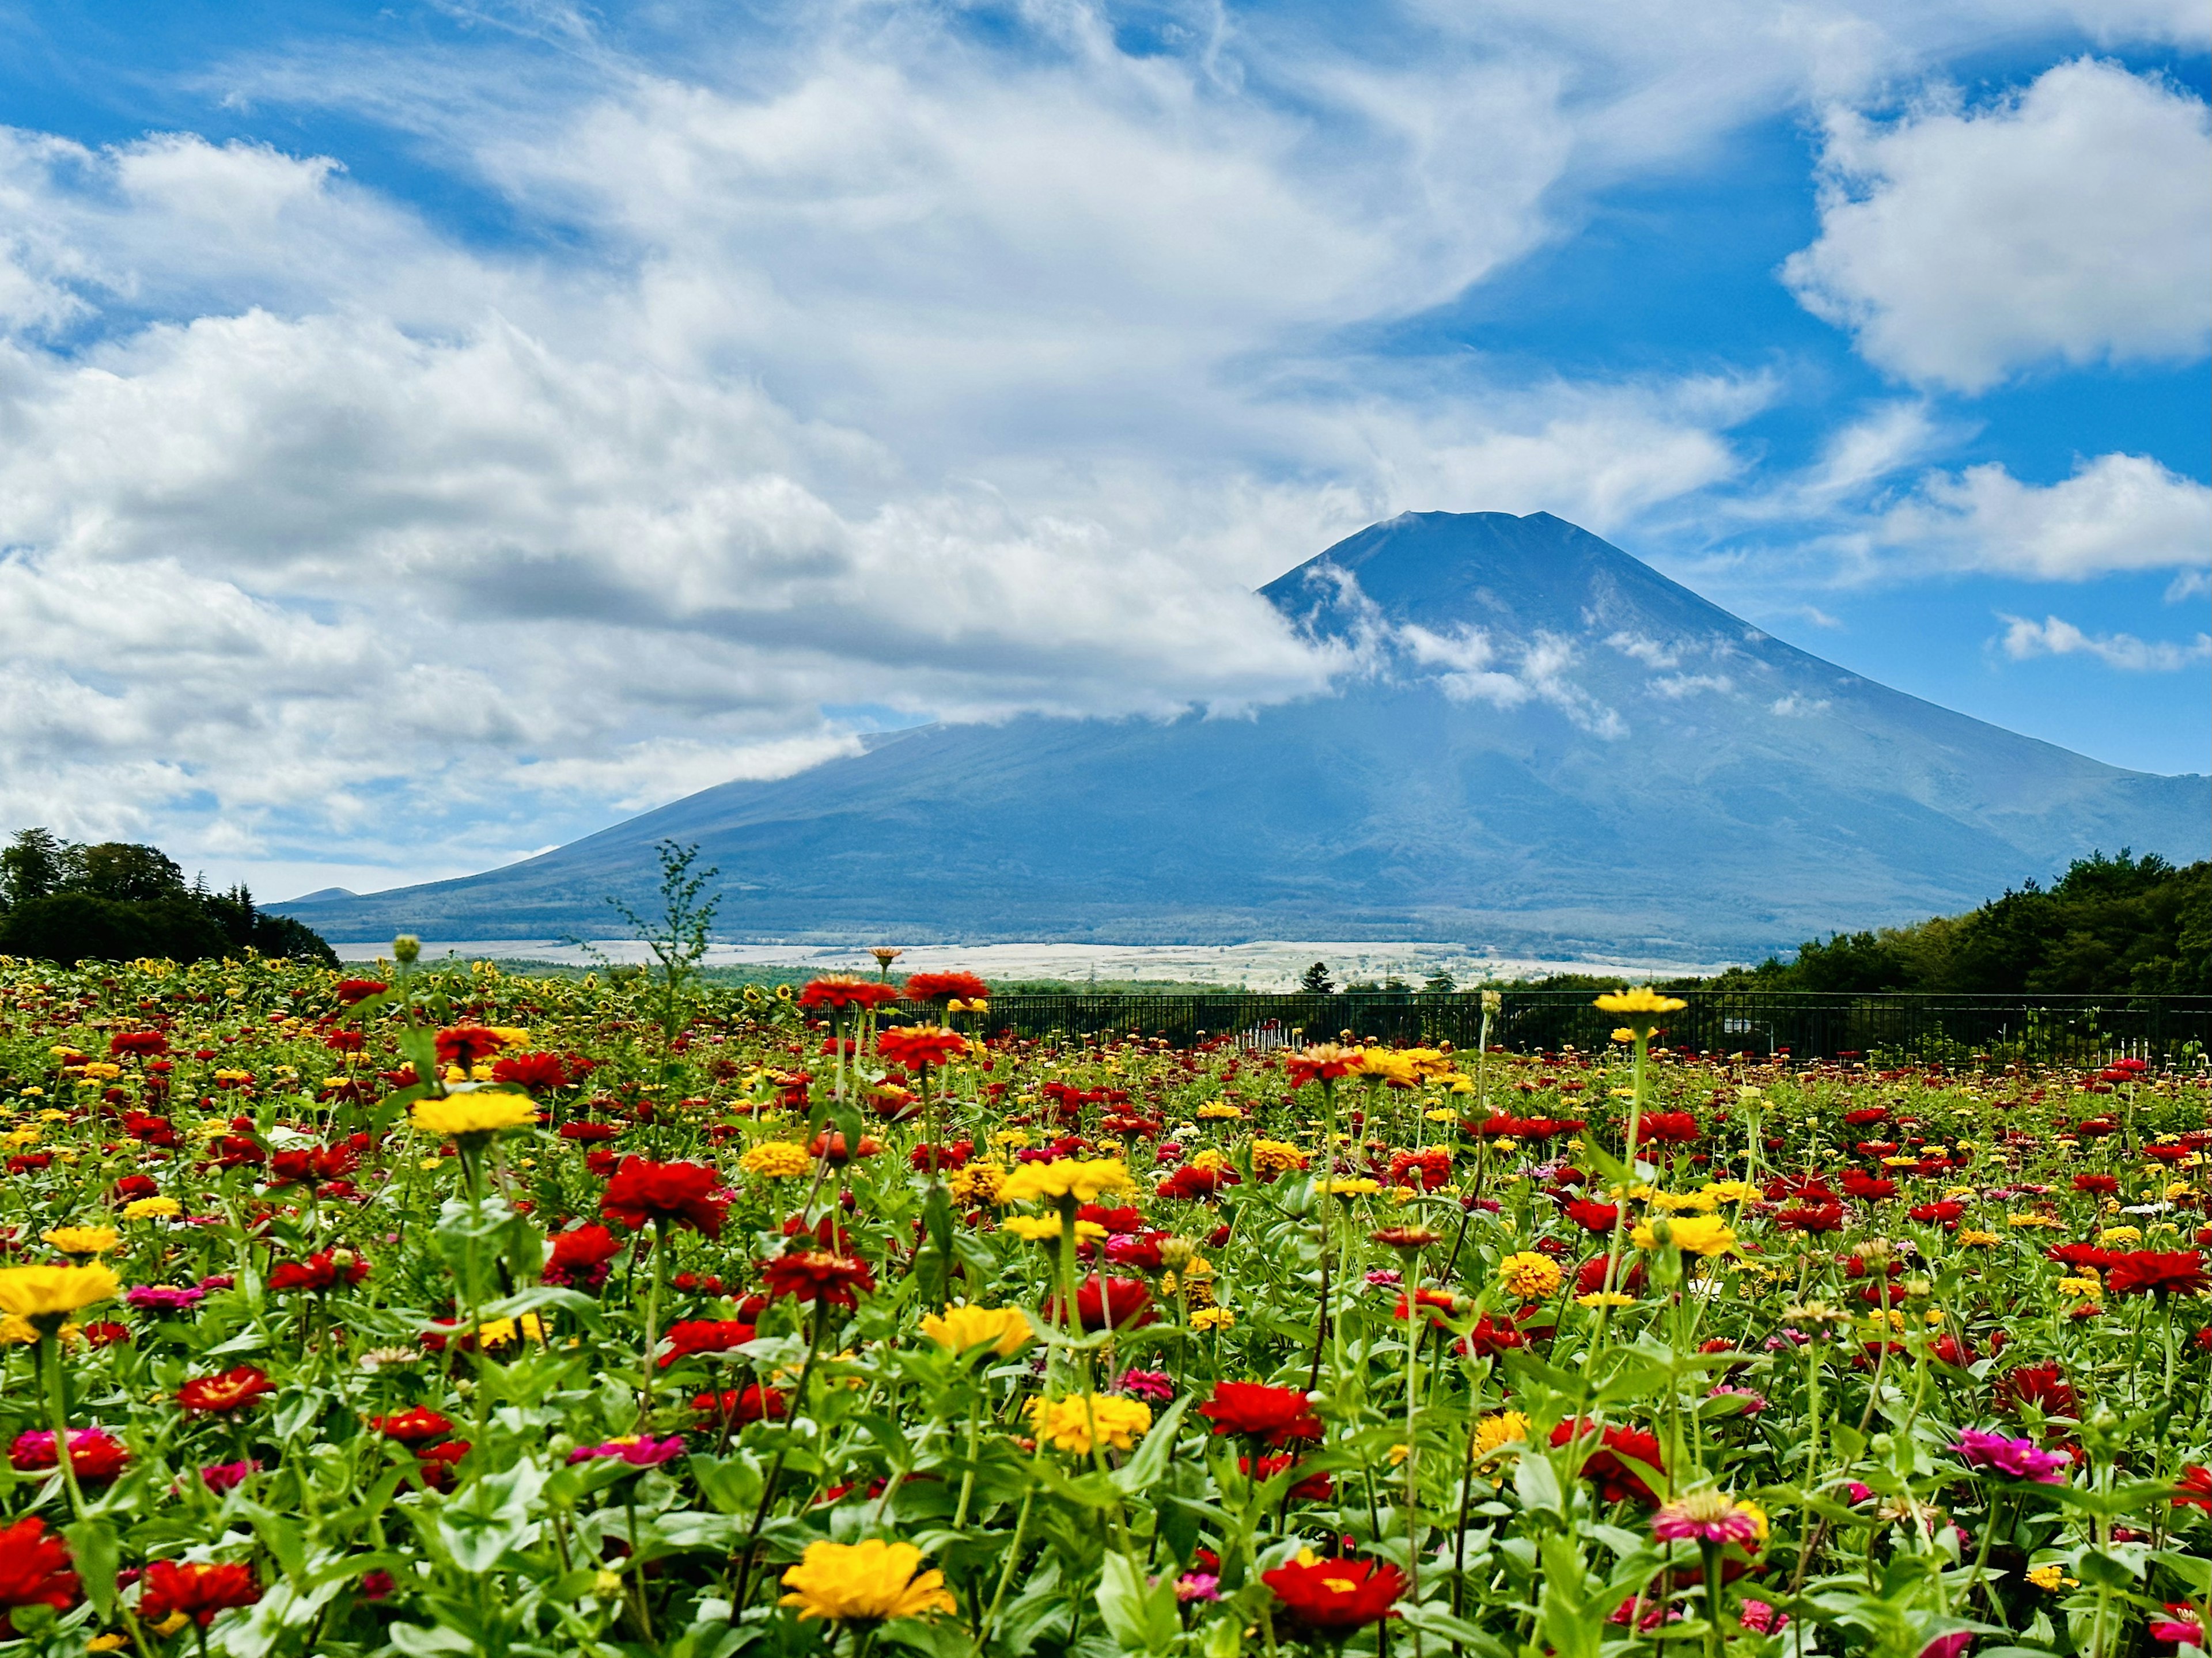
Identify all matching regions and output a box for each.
[1,948,2209,1658]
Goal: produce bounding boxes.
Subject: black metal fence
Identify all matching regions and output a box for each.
[980,990,2212,1068]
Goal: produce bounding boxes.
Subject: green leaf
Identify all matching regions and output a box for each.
[63,1515,119,1618]
[1112,1394,1192,1496]
[1097,1553,1181,1655]
[1514,1450,1564,1517]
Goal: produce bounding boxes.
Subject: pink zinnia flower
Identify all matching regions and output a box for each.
[566,1435,686,1467]
[1650,1489,1765,1549]
[1955,1428,2069,1485]
[1740,1601,1788,1634]
[127,1285,206,1314]
[1116,1369,1175,1402]
[197,1459,261,1493]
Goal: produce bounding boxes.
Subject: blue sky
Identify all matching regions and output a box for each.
[0,0,2203,900]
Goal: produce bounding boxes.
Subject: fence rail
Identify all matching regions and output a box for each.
[976,990,2212,1067]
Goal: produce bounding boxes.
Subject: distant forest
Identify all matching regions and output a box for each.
[1506,851,2206,997]
[0,829,338,968]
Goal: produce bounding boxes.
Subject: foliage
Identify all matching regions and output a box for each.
[0,948,2205,1658]
[0,830,337,969]
[1706,853,2210,996]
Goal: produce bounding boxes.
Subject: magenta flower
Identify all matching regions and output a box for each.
[1955,1428,2069,1485]
[1709,1384,1768,1415]
[1175,1572,1221,1603]
[566,1435,686,1467]
[1650,1489,1766,1549]
[1740,1601,1787,1634]
[197,1459,261,1493]
[1116,1368,1175,1402]
[127,1285,206,1314]
[1921,1635,1973,1658]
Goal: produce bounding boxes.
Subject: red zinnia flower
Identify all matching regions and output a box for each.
[902,971,990,1004]
[658,1319,759,1368]
[1387,1147,1453,1189]
[1776,1201,1846,1232]
[2173,1464,2212,1511]
[542,1223,624,1288]
[1562,1198,1620,1232]
[1046,1272,1156,1331]
[490,1052,570,1091]
[797,977,903,1010]
[0,1516,79,1625]
[1241,1454,1333,1501]
[2106,1250,2208,1299]
[434,1026,506,1068]
[600,1158,731,1238]
[1633,1113,1702,1146]
[266,1145,357,1188]
[1459,1314,1528,1358]
[10,1430,129,1482]
[1908,1201,1964,1227]
[1551,1418,1665,1505]
[1994,1363,2077,1419]
[1262,1555,1407,1632]
[108,1031,169,1057]
[138,1560,263,1629]
[267,1250,369,1293]
[177,1367,274,1415]
[758,1250,876,1308]
[415,1441,470,1490]
[1157,1164,1240,1201]
[694,1385,788,1425]
[332,978,388,1005]
[366,1407,454,1443]
[1840,1171,1896,1201]
[2072,1173,2119,1195]
[1395,1287,1459,1324]
[876,1026,969,1071]
[1198,1382,1321,1443]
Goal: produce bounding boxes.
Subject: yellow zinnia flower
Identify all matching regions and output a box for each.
[1498,1251,1563,1299]
[42,1225,120,1256]
[1474,1410,1531,1454]
[1189,1307,1235,1330]
[920,1304,1033,1357]
[1001,1216,1065,1242]
[1593,988,1688,1016]
[1317,1177,1382,1198]
[410,1090,539,1138]
[1028,1394,1152,1455]
[779,1540,956,1624]
[1251,1139,1309,1174]
[997,1159,1134,1208]
[0,1262,119,1318]
[123,1197,182,1221]
[739,1142,813,1179]
[1632,1215,1737,1257]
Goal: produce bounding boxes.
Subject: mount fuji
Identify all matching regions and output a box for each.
[274,512,2210,958]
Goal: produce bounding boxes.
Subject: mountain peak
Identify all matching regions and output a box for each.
[1260,509,1737,643]
[273,511,2210,956]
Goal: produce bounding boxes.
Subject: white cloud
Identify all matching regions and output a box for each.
[1876,452,2212,579]
[1396,621,1626,736]
[1998,613,2212,670]
[0,3,2203,889]
[1783,58,2212,391]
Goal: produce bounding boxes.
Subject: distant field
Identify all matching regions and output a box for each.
[328,935,1734,989]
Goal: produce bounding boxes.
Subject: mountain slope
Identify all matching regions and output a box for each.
[275,512,2211,956]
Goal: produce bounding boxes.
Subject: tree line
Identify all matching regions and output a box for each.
[0,828,338,968]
